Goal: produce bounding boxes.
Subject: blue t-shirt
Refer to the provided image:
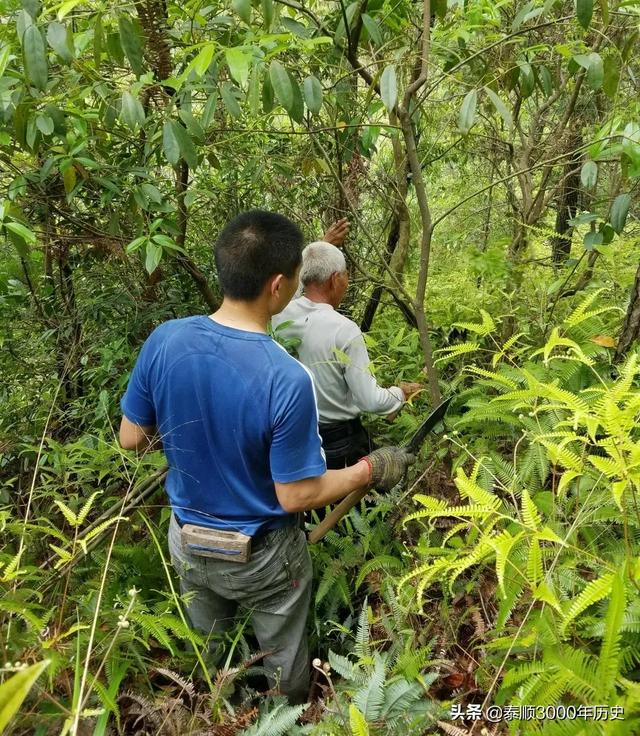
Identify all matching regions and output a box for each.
[121,316,326,535]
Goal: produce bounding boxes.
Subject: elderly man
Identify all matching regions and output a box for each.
[119,211,415,703]
[272,239,420,469]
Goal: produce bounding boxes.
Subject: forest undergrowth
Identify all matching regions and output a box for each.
[2,0,640,730]
[3,262,640,735]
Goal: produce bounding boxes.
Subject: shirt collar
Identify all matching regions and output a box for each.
[298,295,334,311]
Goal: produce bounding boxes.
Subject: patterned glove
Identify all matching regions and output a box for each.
[362,446,416,492]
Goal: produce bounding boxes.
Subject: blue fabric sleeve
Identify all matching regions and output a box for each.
[270,367,326,482]
[120,336,157,427]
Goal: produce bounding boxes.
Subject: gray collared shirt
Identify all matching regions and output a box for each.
[272,296,404,423]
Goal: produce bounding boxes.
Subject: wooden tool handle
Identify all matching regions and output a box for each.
[308,487,370,543]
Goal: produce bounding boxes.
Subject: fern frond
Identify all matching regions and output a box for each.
[355,556,403,590]
[353,653,386,720]
[596,570,626,699]
[561,572,615,636]
[464,366,517,388]
[354,601,371,659]
[434,342,480,364]
[349,704,369,736]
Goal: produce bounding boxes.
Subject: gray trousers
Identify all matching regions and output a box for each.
[168,515,313,703]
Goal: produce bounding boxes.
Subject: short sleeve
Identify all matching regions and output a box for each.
[120,337,157,427]
[270,367,326,482]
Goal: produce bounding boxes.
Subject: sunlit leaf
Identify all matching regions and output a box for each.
[458,89,477,134]
[226,47,250,87]
[580,160,598,188]
[0,661,50,732]
[380,65,397,112]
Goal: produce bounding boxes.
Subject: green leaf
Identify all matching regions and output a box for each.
[599,222,615,244]
[5,221,36,245]
[36,114,54,135]
[433,0,447,19]
[361,14,382,46]
[580,160,598,188]
[170,120,198,170]
[201,91,218,128]
[262,76,274,113]
[190,43,215,77]
[537,65,554,96]
[484,87,513,128]
[118,16,144,77]
[57,0,82,19]
[0,44,12,78]
[609,193,631,233]
[23,25,48,91]
[380,65,397,113]
[141,182,162,204]
[576,0,593,29]
[287,71,304,123]
[232,0,251,24]
[226,47,250,87]
[0,660,50,732]
[126,235,147,253]
[248,65,261,115]
[47,21,73,62]
[145,240,162,274]
[303,75,323,114]
[458,89,477,134]
[584,230,603,250]
[586,53,603,89]
[162,121,180,166]
[261,0,274,29]
[603,56,620,99]
[270,60,293,112]
[120,90,145,130]
[221,80,243,119]
[518,62,535,97]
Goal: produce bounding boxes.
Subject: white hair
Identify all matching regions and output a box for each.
[299,241,347,286]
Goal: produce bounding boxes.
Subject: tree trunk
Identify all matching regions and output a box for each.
[174,160,219,312]
[615,261,640,360]
[551,135,581,266]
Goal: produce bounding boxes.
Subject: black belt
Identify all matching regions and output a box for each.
[319,417,362,444]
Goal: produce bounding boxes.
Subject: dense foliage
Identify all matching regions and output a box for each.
[1,0,639,732]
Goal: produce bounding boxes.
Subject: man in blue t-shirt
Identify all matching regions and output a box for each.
[119,210,415,703]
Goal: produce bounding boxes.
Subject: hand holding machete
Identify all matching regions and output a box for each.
[308,397,451,543]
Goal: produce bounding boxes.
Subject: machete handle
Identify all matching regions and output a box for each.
[308,487,370,543]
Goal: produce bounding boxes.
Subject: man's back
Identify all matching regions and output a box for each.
[121,315,325,535]
[273,297,402,423]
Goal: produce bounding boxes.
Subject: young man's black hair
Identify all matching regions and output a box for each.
[215,210,304,301]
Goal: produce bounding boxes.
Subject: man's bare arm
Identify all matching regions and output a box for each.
[274,461,370,513]
[119,416,159,452]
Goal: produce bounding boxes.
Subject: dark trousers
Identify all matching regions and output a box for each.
[318,417,374,469]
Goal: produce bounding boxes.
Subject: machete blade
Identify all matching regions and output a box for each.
[404,396,452,456]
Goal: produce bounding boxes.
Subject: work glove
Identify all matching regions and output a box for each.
[362,446,416,492]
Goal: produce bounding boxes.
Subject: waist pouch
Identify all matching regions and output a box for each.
[181,524,251,563]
